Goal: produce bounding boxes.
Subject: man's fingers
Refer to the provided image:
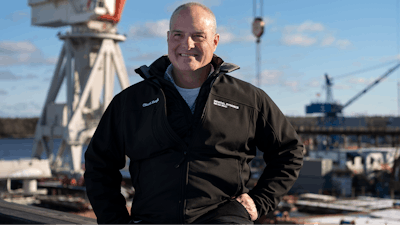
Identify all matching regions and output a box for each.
[235,193,258,221]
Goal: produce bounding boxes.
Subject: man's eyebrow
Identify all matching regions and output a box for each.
[171,30,183,33]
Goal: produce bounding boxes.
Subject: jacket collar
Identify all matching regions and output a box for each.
[135,54,240,80]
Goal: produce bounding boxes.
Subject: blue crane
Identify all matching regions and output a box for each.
[306,62,400,122]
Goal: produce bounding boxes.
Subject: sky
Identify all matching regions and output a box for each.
[1,0,400,118]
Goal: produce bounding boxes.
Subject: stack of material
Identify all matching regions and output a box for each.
[290,158,332,194]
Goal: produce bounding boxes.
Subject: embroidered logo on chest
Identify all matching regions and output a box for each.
[142,98,159,107]
[213,99,239,110]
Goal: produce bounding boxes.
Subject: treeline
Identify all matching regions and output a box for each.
[0,117,309,139]
[0,117,38,139]
[0,116,396,139]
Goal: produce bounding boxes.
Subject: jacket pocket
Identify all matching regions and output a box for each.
[200,96,252,153]
[124,107,165,161]
[231,199,251,220]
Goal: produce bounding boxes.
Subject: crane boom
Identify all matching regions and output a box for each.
[341,63,400,110]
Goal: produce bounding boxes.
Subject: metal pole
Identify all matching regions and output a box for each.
[257,39,261,87]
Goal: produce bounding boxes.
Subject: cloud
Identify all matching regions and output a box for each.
[0,41,37,54]
[281,34,317,46]
[0,89,7,95]
[5,11,29,22]
[321,36,335,46]
[26,74,38,79]
[45,56,59,65]
[0,71,19,80]
[347,77,375,85]
[281,21,351,49]
[284,21,324,34]
[307,79,321,87]
[284,81,299,92]
[259,69,283,85]
[217,17,273,44]
[0,41,56,66]
[217,26,256,44]
[1,102,42,117]
[336,39,352,49]
[0,71,38,80]
[279,65,290,70]
[217,26,236,44]
[334,84,351,90]
[27,86,40,90]
[320,37,352,49]
[130,52,163,61]
[129,19,169,39]
[166,0,223,12]
[297,21,324,32]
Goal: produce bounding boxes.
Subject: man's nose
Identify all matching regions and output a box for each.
[182,35,195,50]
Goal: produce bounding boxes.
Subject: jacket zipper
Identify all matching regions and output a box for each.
[156,87,188,223]
[153,70,224,223]
[175,151,186,168]
[178,73,224,223]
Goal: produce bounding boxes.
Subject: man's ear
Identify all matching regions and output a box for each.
[213,33,220,51]
[167,31,170,42]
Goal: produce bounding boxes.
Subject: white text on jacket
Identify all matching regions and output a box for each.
[142,98,159,107]
[213,99,239,109]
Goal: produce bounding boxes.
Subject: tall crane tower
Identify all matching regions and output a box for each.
[28,0,129,178]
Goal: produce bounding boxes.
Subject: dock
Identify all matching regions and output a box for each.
[0,199,96,224]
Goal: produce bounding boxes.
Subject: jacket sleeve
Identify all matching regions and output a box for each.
[84,94,131,224]
[247,90,304,218]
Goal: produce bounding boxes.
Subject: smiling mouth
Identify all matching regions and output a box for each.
[179,53,197,57]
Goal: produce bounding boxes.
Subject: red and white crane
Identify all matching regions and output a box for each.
[28,0,129,179]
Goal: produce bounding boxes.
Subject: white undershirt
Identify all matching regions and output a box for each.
[164,64,214,113]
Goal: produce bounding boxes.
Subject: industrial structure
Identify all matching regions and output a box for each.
[306,63,400,122]
[27,0,129,180]
[3,1,400,224]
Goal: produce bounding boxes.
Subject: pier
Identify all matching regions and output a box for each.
[0,199,96,224]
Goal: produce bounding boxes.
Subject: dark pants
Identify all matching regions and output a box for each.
[193,199,253,224]
[130,200,253,224]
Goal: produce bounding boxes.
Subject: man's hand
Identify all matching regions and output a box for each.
[234,193,258,221]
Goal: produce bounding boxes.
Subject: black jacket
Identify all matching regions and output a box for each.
[84,55,304,224]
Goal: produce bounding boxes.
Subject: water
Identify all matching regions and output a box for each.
[0,138,86,163]
[0,138,131,177]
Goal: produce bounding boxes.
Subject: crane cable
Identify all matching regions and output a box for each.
[397,0,400,116]
[333,60,398,80]
[253,0,263,19]
[253,0,263,87]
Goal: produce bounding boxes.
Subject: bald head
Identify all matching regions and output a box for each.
[169,2,217,35]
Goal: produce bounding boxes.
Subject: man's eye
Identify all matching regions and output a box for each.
[174,33,182,37]
[193,35,205,41]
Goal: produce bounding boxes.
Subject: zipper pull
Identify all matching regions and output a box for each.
[175,151,187,168]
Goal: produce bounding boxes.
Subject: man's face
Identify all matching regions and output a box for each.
[167,6,219,72]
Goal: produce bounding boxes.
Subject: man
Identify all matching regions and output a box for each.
[84,2,303,224]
